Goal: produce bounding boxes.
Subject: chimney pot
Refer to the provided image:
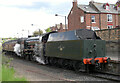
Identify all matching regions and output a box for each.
[73,0,77,2]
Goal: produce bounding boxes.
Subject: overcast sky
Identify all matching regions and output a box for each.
[0,0,118,38]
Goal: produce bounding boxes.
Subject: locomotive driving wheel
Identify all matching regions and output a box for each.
[74,61,86,72]
[57,59,63,68]
[25,55,30,61]
[62,59,70,69]
[48,57,54,66]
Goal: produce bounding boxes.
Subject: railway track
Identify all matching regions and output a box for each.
[88,72,120,82]
[85,60,120,82]
[46,63,120,82]
[4,53,120,81]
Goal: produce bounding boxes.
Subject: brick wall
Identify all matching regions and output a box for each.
[50,23,67,32]
[96,28,120,61]
[119,12,120,26]
[68,1,119,31]
[95,28,120,41]
[68,1,86,31]
[86,14,100,29]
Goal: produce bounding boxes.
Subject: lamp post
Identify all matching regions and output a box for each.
[22,29,24,38]
[55,14,67,31]
[17,33,19,38]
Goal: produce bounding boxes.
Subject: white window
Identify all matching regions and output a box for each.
[91,27,100,31]
[91,16,95,23]
[81,16,84,23]
[107,25,113,29]
[107,14,112,22]
[106,6,109,10]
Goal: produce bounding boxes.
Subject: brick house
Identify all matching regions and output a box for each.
[68,0,119,31]
[116,0,120,27]
[50,23,67,32]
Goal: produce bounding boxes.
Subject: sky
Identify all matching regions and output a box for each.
[0,0,118,38]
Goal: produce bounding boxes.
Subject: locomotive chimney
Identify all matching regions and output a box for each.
[73,0,77,7]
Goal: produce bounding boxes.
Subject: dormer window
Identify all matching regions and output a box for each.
[103,3,110,10]
[113,5,119,10]
[106,5,109,10]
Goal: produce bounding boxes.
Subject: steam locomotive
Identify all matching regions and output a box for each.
[2,29,110,72]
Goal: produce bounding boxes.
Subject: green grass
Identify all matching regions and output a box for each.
[2,65,27,82]
[1,54,28,82]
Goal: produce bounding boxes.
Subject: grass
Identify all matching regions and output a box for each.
[1,54,28,82]
[2,65,27,81]
[0,41,27,82]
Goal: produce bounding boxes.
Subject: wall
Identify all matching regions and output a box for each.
[68,4,86,31]
[95,28,120,41]
[95,28,120,61]
[85,13,100,29]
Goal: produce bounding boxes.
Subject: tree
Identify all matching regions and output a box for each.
[45,28,51,33]
[33,29,43,37]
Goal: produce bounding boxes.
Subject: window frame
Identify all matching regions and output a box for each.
[91,27,100,31]
[91,16,96,23]
[80,16,84,23]
[107,14,112,22]
[106,5,109,10]
[107,25,113,29]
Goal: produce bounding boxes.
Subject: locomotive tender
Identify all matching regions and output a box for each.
[2,29,110,72]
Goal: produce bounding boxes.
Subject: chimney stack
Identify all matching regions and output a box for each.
[89,0,95,4]
[73,0,77,7]
[59,23,63,30]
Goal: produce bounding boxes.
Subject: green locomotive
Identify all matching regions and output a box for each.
[2,29,110,72]
[36,29,110,72]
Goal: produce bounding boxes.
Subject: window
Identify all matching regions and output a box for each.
[91,16,95,23]
[107,25,113,29]
[106,6,109,10]
[107,14,112,22]
[91,27,100,31]
[81,16,84,23]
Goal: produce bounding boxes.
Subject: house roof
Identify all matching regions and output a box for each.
[78,5,98,13]
[78,2,118,14]
[93,2,118,14]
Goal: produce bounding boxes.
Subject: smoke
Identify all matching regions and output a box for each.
[14,43,21,56]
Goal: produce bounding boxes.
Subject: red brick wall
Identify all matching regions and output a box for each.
[100,14,118,29]
[119,13,120,26]
[68,4,119,31]
[100,14,107,29]
[68,6,86,31]
[57,23,66,32]
[113,14,118,27]
[85,14,100,29]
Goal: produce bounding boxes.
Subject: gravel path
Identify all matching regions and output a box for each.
[7,55,109,81]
